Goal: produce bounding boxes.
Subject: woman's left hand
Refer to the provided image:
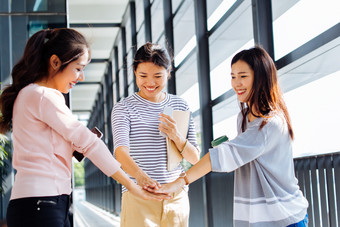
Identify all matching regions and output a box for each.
[149,177,185,194]
[158,113,180,142]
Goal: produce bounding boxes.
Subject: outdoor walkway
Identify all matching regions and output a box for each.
[72,189,120,227]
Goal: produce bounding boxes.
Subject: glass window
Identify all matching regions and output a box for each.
[83,63,106,83]
[158,34,165,48]
[173,0,195,67]
[125,19,132,51]
[128,83,135,96]
[176,51,199,112]
[0,16,11,83]
[11,0,66,13]
[209,0,253,100]
[151,0,164,42]
[117,38,123,69]
[13,15,66,65]
[207,0,224,16]
[212,99,239,141]
[277,32,340,156]
[135,0,145,31]
[127,52,134,84]
[207,0,236,31]
[0,0,9,12]
[284,71,340,157]
[119,70,125,98]
[137,24,146,46]
[172,0,183,14]
[272,0,340,60]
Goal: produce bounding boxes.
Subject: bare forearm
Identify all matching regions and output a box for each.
[186,152,212,184]
[115,146,145,179]
[173,136,200,164]
[181,142,200,164]
[110,168,135,190]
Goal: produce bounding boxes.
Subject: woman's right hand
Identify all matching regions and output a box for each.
[111,169,170,201]
[136,170,161,191]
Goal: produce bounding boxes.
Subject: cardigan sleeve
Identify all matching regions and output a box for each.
[38,88,121,177]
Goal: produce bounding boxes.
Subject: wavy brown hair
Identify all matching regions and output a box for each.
[231,46,294,139]
[0,28,90,133]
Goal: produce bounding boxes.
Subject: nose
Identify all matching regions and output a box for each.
[78,72,85,82]
[232,77,241,87]
[145,77,155,85]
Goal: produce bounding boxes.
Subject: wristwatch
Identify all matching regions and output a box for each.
[179,172,189,185]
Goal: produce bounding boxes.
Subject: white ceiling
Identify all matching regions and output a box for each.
[68,0,129,124]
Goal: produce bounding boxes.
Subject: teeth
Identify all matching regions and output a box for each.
[146,87,155,91]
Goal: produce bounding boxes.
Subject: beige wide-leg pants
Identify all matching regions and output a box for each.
[120,188,190,227]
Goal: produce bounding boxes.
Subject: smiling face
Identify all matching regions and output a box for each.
[135,62,169,102]
[49,50,89,94]
[231,60,254,104]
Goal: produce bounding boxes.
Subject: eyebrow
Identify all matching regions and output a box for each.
[138,71,164,75]
[231,71,248,75]
[77,63,86,67]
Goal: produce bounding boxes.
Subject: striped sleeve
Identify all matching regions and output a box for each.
[111,101,131,151]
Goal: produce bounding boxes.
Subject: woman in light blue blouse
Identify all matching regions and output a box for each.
[153,46,309,227]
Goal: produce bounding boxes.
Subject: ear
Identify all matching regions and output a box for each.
[49,54,61,71]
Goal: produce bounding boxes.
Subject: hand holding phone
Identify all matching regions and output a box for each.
[73,127,103,162]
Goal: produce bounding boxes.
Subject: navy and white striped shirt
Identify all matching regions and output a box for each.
[111,93,199,192]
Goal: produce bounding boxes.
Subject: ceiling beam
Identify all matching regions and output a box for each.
[69,23,121,28]
[90,58,108,63]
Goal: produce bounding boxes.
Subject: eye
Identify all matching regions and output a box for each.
[76,68,82,72]
[241,75,247,78]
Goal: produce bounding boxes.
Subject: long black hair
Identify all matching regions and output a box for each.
[0,28,90,133]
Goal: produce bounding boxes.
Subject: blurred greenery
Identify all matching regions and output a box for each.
[0,84,10,194]
[74,161,85,187]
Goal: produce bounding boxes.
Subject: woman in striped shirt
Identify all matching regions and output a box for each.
[111,42,200,227]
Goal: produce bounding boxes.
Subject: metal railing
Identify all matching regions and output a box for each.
[294,152,340,227]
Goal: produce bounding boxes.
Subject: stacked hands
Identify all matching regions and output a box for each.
[135,171,185,201]
[128,112,188,201]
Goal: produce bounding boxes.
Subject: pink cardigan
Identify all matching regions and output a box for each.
[10,84,121,200]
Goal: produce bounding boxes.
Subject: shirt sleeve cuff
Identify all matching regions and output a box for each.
[209,144,239,173]
[210,147,224,172]
[85,140,122,177]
